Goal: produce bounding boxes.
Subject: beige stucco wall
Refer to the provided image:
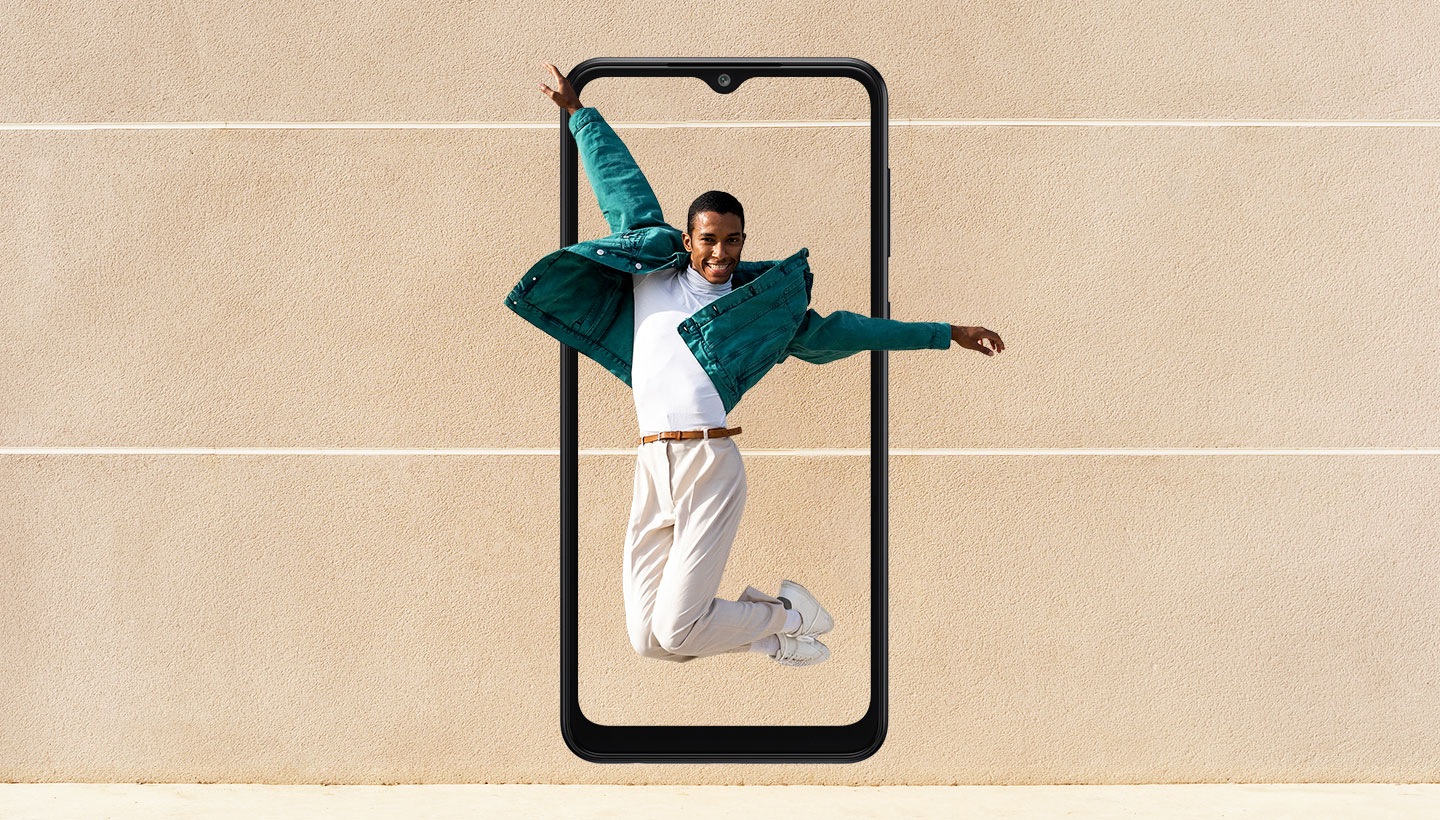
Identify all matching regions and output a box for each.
[3,0,1438,784]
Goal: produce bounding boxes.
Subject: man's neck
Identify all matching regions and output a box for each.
[685,262,732,289]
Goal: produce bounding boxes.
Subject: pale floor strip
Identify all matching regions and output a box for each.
[1,448,1437,457]
[2,784,1438,819]
[4,119,1440,131]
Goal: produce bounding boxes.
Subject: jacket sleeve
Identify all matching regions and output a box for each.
[567,106,668,234]
[784,309,952,365]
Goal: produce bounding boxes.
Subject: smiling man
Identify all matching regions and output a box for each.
[517,62,1005,668]
[686,204,742,283]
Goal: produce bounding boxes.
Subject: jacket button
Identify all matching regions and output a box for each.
[635,263,642,269]
[596,249,605,255]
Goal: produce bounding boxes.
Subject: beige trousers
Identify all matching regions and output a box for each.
[623,435,790,663]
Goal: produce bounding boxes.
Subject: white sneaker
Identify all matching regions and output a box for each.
[777,579,834,639]
[772,633,830,667]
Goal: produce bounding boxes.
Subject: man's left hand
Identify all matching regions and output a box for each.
[950,325,1005,356]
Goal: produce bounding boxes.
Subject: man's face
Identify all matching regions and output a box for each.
[683,210,745,284]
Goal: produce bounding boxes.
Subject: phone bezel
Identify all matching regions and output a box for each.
[559,57,890,763]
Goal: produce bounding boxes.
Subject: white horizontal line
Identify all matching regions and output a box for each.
[3,119,1440,132]
[1,448,1437,457]
[901,119,1440,128]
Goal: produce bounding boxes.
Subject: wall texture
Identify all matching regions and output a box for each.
[3,0,1438,784]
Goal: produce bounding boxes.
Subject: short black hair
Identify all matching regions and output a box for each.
[687,190,745,235]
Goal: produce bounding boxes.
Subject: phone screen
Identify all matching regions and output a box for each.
[567,70,883,738]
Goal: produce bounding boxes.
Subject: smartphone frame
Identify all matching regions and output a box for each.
[560,57,890,763]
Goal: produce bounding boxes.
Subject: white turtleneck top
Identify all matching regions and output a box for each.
[631,262,732,436]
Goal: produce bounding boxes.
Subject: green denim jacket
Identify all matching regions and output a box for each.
[503,105,951,414]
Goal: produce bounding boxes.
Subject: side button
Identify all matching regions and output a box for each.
[887,166,892,258]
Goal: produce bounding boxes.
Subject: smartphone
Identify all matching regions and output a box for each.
[558,58,890,762]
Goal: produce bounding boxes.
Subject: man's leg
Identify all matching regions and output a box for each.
[649,437,789,658]
[622,441,696,662]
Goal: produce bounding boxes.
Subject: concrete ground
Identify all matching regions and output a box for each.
[2,784,1439,819]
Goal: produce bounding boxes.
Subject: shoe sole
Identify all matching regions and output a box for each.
[774,636,830,666]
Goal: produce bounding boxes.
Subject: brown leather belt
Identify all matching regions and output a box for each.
[639,426,742,445]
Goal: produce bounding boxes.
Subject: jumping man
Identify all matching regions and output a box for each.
[510,63,1005,667]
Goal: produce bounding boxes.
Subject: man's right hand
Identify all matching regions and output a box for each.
[537,62,583,114]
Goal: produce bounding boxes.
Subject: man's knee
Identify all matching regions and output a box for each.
[630,629,673,660]
[653,619,698,656]
[632,634,697,663]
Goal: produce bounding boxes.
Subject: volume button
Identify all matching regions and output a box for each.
[887,166,892,258]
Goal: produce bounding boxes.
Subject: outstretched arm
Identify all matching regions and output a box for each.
[536,62,667,234]
[785,309,1005,364]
